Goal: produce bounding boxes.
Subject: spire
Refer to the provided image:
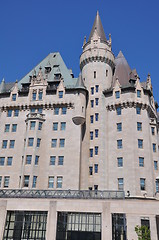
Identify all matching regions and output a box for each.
[88,11,107,42]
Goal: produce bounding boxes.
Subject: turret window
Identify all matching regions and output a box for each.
[94,71,96,79]
[117,123,122,132]
[95,98,99,106]
[90,131,93,140]
[137,90,141,98]
[106,70,108,77]
[94,164,98,173]
[59,91,63,99]
[137,122,142,131]
[95,146,98,155]
[90,149,93,157]
[116,107,121,115]
[95,129,99,138]
[151,127,155,135]
[91,87,94,95]
[136,107,141,115]
[95,113,99,121]
[115,91,120,99]
[89,166,93,175]
[91,100,94,108]
[90,115,94,123]
[153,143,156,152]
[95,85,99,93]
[12,94,17,101]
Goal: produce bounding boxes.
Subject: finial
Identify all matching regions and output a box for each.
[97,10,99,15]
[2,78,5,83]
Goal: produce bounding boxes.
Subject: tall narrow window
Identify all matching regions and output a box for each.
[36,138,41,147]
[12,124,17,132]
[54,107,59,115]
[59,91,63,98]
[137,90,141,98]
[35,155,39,165]
[140,178,146,190]
[2,140,8,149]
[94,71,96,79]
[116,107,121,115]
[153,143,156,152]
[91,87,94,95]
[48,176,54,188]
[62,107,67,114]
[4,176,10,188]
[90,131,93,140]
[38,122,43,130]
[57,176,63,188]
[138,139,143,149]
[14,109,19,117]
[137,122,142,131]
[95,98,99,106]
[151,127,155,135]
[118,178,124,190]
[117,140,122,149]
[154,161,158,170]
[30,121,36,130]
[7,157,13,166]
[7,110,12,117]
[90,149,93,157]
[117,123,122,132]
[115,91,120,99]
[136,107,141,115]
[32,176,37,188]
[0,157,5,166]
[89,166,93,175]
[51,139,57,148]
[38,91,43,100]
[26,155,32,165]
[61,122,66,130]
[95,85,99,93]
[94,164,98,173]
[91,100,94,108]
[53,122,58,131]
[23,175,30,187]
[4,124,10,132]
[58,156,64,165]
[95,129,99,138]
[9,140,15,149]
[90,115,94,123]
[95,146,98,155]
[32,91,37,101]
[117,157,123,167]
[28,138,34,147]
[59,139,65,147]
[139,157,144,167]
[95,113,99,121]
[50,156,56,165]
[106,69,108,77]
[12,94,17,101]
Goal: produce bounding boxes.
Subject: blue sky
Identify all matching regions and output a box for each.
[0,0,159,103]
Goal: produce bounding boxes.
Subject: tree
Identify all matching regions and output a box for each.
[135,225,151,240]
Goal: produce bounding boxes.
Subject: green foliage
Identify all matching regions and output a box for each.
[135,225,151,240]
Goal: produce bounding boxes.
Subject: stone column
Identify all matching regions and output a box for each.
[102,202,111,239]
[0,200,7,240]
[46,201,57,240]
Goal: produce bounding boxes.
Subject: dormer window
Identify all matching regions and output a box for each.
[32,91,37,101]
[38,90,43,100]
[115,91,120,99]
[54,73,61,80]
[59,91,63,99]
[137,90,141,98]
[12,94,17,101]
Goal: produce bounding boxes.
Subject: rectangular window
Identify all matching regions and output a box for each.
[94,164,98,173]
[4,124,10,132]
[24,175,30,187]
[4,176,10,188]
[7,110,12,117]
[139,157,144,167]
[35,155,39,165]
[32,176,37,188]
[153,143,156,152]
[48,176,54,188]
[51,139,57,148]
[116,107,121,115]
[141,218,150,229]
[26,155,32,164]
[138,139,143,149]
[59,139,65,147]
[30,121,36,130]
[90,131,93,140]
[94,185,98,190]
[117,157,123,167]
[0,157,5,166]
[62,107,67,114]
[91,87,94,95]
[53,122,58,131]
[140,178,146,190]
[14,109,19,117]
[38,91,43,100]
[28,138,34,147]
[95,129,99,138]
[57,176,63,188]
[151,127,155,135]
[54,107,59,115]
[2,140,8,149]
[95,146,98,155]
[32,92,36,100]
[94,71,96,78]
[118,178,124,190]
[117,123,122,132]
[38,108,43,113]
[117,139,122,149]
[12,94,17,101]
[61,122,66,130]
[136,106,141,115]
[90,115,94,123]
[9,140,15,148]
[156,180,159,192]
[154,161,158,170]
[58,156,64,165]
[30,108,36,113]
[37,138,41,147]
[95,98,99,106]
[90,148,93,157]
[0,176,2,187]
[137,122,142,131]
[50,156,56,165]
[137,90,141,98]
[59,91,63,98]
[91,100,94,108]
[95,113,99,121]
[12,124,17,132]
[89,166,93,175]
[7,157,13,166]
[95,85,99,92]
[38,122,43,130]
[115,91,120,99]
[112,213,127,240]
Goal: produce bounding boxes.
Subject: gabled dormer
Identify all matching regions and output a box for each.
[10,80,19,101]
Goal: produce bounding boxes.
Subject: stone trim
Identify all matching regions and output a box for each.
[80,55,115,70]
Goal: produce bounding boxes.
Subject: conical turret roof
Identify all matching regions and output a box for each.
[88,11,107,42]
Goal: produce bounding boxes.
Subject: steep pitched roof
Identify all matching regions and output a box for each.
[88,11,107,42]
[0,79,14,93]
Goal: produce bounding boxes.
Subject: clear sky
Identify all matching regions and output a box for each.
[0,0,159,103]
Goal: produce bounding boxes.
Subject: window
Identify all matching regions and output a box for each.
[48,176,54,188]
[61,122,66,130]
[153,143,156,152]
[138,139,143,149]
[0,157,5,166]
[32,91,36,100]
[141,218,150,229]
[140,178,146,190]
[7,157,13,166]
[50,156,56,165]
[37,138,41,147]
[7,110,12,117]
[154,161,158,170]
[90,148,93,157]
[38,108,43,113]
[9,140,15,148]
[91,100,94,108]
[51,139,57,148]
[156,179,159,192]
[118,178,124,190]
[0,176,2,187]
[95,98,99,106]
[117,123,122,132]
[26,155,32,164]
[59,139,65,147]
[53,122,58,131]
[14,109,19,117]
[137,122,142,131]
[95,85,99,92]
[94,164,98,173]
[54,107,59,115]
[95,113,99,121]
[32,176,37,188]
[38,91,43,100]
[89,166,93,175]
[59,91,63,98]
[30,121,36,130]
[117,140,122,149]
[90,131,93,140]
[116,107,121,115]
[139,157,144,167]
[94,71,96,78]
[95,146,98,155]
[24,175,30,187]
[112,214,127,240]
[57,176,63,188]
[38,122,43,130]
[117,157,123,167]
[30,108,36,113]
[35,155,39,165]
[91,87,94,95]
[94,185,98,190]
[115,91,120,99]
[2,140,8,149]
[151,127,155,135]
[106,69,108,77]
[136,106,141,115]
[62,107,67,114]
[58,156,64,165]
[4,176,10,188]
[137,90,141,98]
[90,115,94,123]
[12,94,17,101]
[95,129,99,138]
[4,124,10,132]
[12,124,17,132]
[28,138,34,147]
